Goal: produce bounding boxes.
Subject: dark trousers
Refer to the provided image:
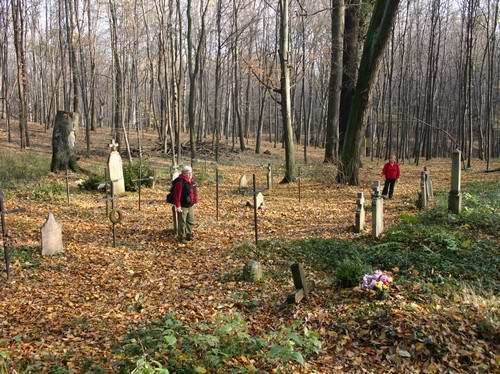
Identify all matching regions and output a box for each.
[382,179,397,198]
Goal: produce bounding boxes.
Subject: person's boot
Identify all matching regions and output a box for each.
[178,236,187,244]
[186,233,194,241]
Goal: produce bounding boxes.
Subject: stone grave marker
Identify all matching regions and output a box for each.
[266,164,273,189]
[287,263,313,304]
[243,260,263,282]
[419,171,428,209]
[448,149,462,214]
[41,212,64,256]
[371,181,384,238]
[239,175,248,191]
[355,192,365,233]
[256,192,264,209]
[107,140,126,195]
[424,167,434,201]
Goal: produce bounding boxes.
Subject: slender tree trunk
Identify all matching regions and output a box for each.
[325,0,345,162]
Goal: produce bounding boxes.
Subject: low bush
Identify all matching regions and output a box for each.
[0,150,50,189]
[78,174,104,191]
[335,257,371,288]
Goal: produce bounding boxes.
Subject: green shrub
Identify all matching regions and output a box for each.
[123,161,154,192]
[115,313,321,372]
[79,174,104,191]
[335,258,370,288]
[0,150,50,189]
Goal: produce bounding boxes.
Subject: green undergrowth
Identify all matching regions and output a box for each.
[0,150,50,189]
[240,181,499,292]
[113,313,321,373]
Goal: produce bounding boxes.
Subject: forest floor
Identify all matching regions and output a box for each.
[0,122,499,373]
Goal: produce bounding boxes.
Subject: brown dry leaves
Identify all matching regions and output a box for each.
[0,124,499,372]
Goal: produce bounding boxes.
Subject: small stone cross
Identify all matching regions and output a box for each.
[108,139,119,152]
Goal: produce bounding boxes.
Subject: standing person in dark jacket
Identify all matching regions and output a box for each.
[380,155,400,199]
[172,165,198,243]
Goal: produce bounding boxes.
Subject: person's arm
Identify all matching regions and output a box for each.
[172,181,183,212]
[396,164,400,180]
[380,163,387,177]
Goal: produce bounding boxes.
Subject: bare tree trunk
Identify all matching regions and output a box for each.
[324,0,345,163]
[11,0,29,149]
[279,0,296,182]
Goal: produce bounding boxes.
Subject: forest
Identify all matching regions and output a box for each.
[0,0,499,373]
[1,0,499,179]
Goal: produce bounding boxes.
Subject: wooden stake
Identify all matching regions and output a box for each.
[65,168,70,205]
[252,174,258,245]
[298,167,302,202]
[0,191,10,279]
[216,166,219,222]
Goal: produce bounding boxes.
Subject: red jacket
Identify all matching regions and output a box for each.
[172,175,198,208]
[382,162,400,180]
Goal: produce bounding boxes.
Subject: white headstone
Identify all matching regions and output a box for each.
[355,192,365,233]
[371,181,384,238]
[256,192,264,209]
[107,140,125,195]
[448,149,462,214]
[239,175,248,189]
[41,213,64,256]
[419,171,428,209]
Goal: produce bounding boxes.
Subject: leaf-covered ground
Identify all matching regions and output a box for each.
[0,123,499,373]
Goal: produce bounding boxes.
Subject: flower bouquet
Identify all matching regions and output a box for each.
[362,270,393,299]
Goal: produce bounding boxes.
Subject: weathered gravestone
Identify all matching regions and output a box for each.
[243,260,263,282]
[239,175,248,191]
[355,192,365,233]
[418,171,428,209]
[266,164,273,190]
[107,140,126,195]
[371,181,384,238]
[424,167,434,201]
[51,111,78,172]
[448,149,462,214]
[287,263,313,304]
[41,213,64,256]
[256,192,264,209]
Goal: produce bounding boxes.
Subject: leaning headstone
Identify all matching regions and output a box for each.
[239,175,248,190]
[107,140,126,195]
[287,263,314,304]
[419,171,428,209]
[355,192,365,233]
[41,213,64,256]
[243,260,263,282]
[448,149,462,214]
[371,181,384,238]
[256,192,264,209]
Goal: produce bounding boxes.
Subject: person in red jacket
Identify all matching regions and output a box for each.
[380,155,400,199]
[172,165,198,243]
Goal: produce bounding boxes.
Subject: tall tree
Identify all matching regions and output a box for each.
[338,0,400,185]
[11,0,29,148]
[324,0,345,162]
[278,0,296,182]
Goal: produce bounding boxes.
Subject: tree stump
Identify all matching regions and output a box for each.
[51,111,78,172]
